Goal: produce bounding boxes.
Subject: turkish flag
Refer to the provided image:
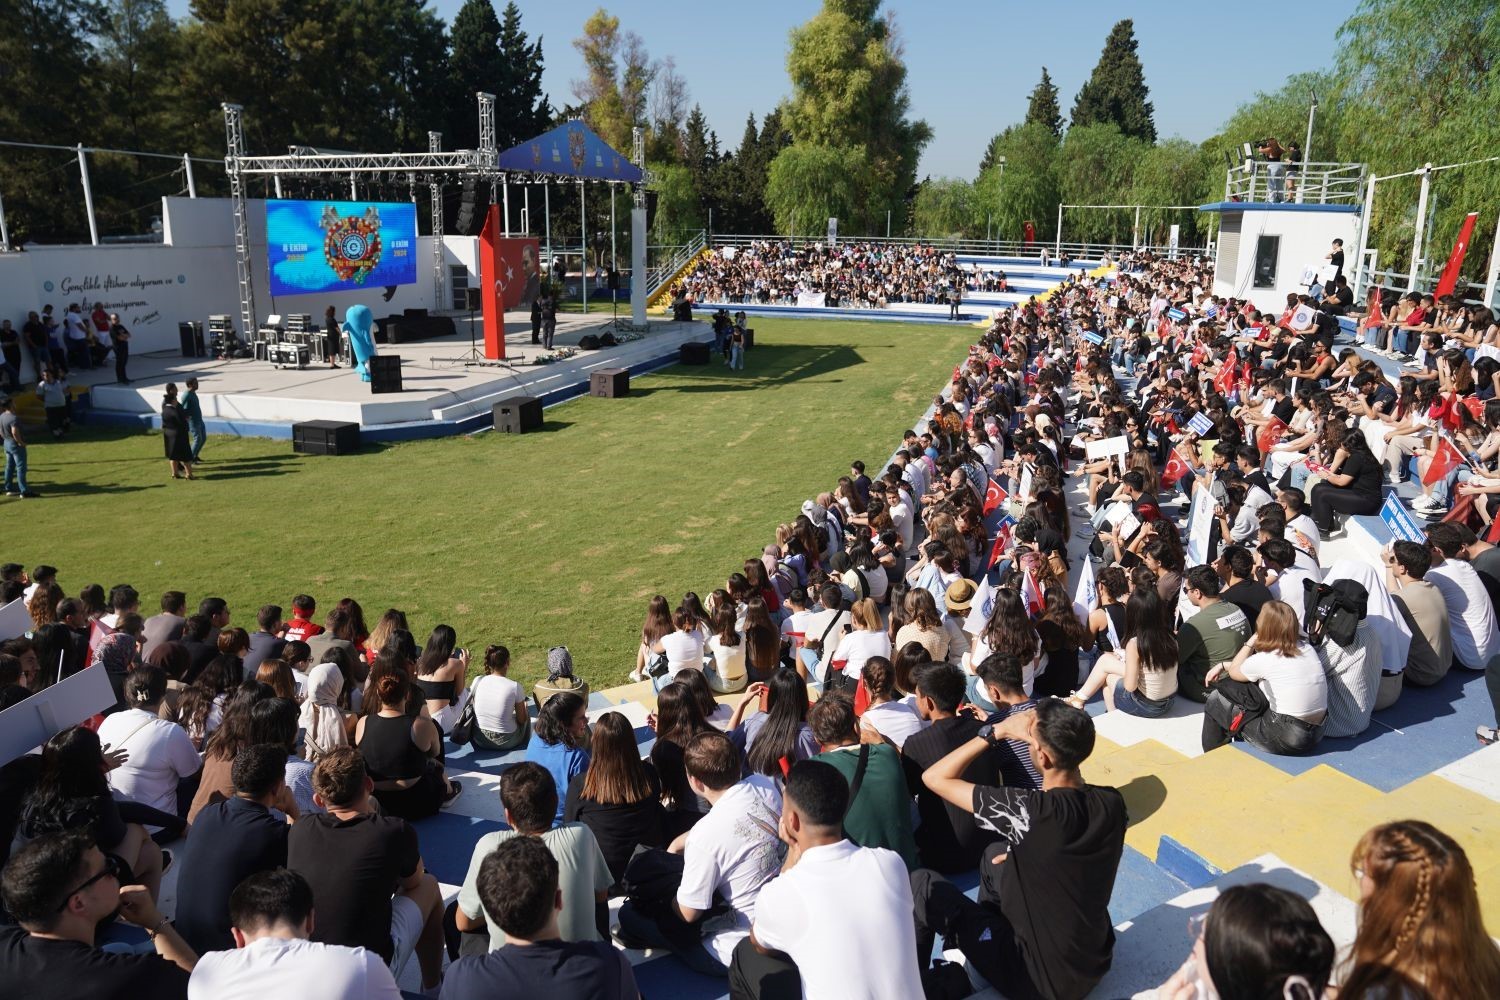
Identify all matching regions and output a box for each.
[1443,492,1475,525]
[988,517,1015,569]
[1257,417,1288,455]
[1363,288,1385,330]
[1161,447,1192,487]
[1464,396,1486,422]
[1422,436,1464,486]
[1021,568,1046,618]
[1434,212,1479,298]
[983,478,1009,516]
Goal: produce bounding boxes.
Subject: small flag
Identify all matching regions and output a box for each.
[1021,568,1046,619]
[1075,557,1098,614]
[983,478,1009,516]
[1162,447,1193,487]
[988,516,1015,569]
[965,575,997,635]
[1257,417,1288,456]
[1422,435,1465,486]
[1363,288,1385,330]
[88,619,116,660]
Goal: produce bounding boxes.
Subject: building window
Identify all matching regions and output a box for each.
[1253,235,1280,289]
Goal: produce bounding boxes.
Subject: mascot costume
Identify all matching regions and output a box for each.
[341,304,377,381]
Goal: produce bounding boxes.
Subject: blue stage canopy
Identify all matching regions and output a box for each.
[496,121,643,183]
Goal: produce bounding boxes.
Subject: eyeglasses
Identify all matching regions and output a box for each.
[57,853,123,910]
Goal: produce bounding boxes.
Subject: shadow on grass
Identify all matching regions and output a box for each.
[643,344,865,394]
[488,420,575,437]
[35,481,168,496]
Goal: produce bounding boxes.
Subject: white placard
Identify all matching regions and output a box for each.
[0,597,29,642]
[0,664,117,766]
[795,291,826,309]
[1185,485,1216,566]
[1289,303,1316,330]
[1019,465,1033,502]
[1085,435,1131,460]
[1115,509,1142,541]
[826,217,838,247]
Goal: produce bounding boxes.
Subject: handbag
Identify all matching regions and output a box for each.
[449,686,479,746]
[645,643,670,679]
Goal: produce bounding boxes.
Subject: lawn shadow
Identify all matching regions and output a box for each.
[488,420,575,437]
[33,481,167,497]
[646,343,865,393]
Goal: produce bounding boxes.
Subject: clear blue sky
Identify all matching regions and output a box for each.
[166,0,1357,176]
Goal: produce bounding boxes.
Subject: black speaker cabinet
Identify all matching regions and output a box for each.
[493,395,542,434]
[590,367,629,398]
[178,321,205,358]
[403,307,429,318]
[679,341,710,365]
[369,355,402,394]
[579,334,601,350]
[463,287,481,311]
[292,420,360,456]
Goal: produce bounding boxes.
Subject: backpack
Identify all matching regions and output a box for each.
[1302,578,1366,648]
[1313,310,1339,346]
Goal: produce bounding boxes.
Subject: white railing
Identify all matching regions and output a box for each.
[1223,160,1365,206]
[646,229,707,299]
[704,233,1207,264]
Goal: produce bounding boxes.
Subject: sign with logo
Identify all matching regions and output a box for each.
[1380,493,1425,544]
[1187,412,1215,437]
[1168,224,1180,260]
[827,217,838,247]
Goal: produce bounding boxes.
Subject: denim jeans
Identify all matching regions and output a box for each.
[1266,162,1287,203]
[189,417,207,460]
[3,443,26,494]
[729,343,743,369]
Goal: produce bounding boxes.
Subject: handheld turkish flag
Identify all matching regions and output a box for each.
[1487,515,1500,545]
[1021,568,1046,619]
[1257,417,1288,456]
[1161,447,1192,487]
[983,478,1009,516]
[988,516,1015,569]
[1363,288,1385,330]
[1422,436,1464,486]
[1434,212,1479,298]
[1464,396,1486,423]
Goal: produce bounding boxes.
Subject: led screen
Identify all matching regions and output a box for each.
[266,200,417,296]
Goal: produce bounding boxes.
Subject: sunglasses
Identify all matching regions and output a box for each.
[57,853,123,911]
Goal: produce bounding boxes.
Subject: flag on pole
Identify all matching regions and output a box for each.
[87,619,116,660]
[1363,287,1385,330]
[1161,447,1192,487]
[1021,568,1046,619]
[965,575,997,636]
[1256,417,1289,456]
[1422,435,1465,486]
[1074,556,1098,614]
[1434,212,1479,298]
[987,515,1015,570]
[982,478,1009,516]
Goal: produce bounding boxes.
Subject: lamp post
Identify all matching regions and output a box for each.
[1299,90,1318,205]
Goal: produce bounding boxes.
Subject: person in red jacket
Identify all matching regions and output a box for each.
[283,594,325,644]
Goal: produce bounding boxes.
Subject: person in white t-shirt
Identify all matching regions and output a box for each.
[99,665,201,824]
[828,599,891,684]
[469,645,530,752]
[857,656,926,750]
[705,605,748,694]
[1424,523,1500,669]
[1202,601,1327,756]
[796,584,850,681]
[188,868,401,1000]
[659,608,707,688]
[731,759,923,1000]
[615,731,784,977]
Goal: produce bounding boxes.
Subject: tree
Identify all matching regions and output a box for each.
[764,144,872,237]
[1071,19,1156,142]
[971,123,1059,243]
[1129,139,1214,246]
[648,163,703,243]
[572,7,655,152]
[777,0,931,232]
[648,56,688,163]
[1055,123,1147,243]
[1024,67,1064,138]
[446,0,504,150]
[494,2,549,147]
[911,178,977,238]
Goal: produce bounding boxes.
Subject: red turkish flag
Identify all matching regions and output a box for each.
[1422,436,1464,486]
[1464,396,1486,422]
[1434,212,1479,298]
[1257,417,1288,455]
[983,478,1008,516]
[988,517,1014,569]
[1363,288,1385,330]
[1486,515,1500,545]
[1161,447,1192,487]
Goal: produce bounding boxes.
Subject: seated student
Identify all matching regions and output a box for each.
[563,711,665,885]
[187,869,402,999]
[731,760,924,1000]
[173,745,291,955]
[901,662,1000,873]
[616,731,785,977]
[0,830,195,998]
[727,669,819,778]
[1383,540,1451,688]
[1217,544,1274,625]
[911,699,1127,999]
[468,644,531,751]
[807,692,917,869]
[1424,522,1500,671]
[856,656,926,749]
[1203,601,1328,756]
[444,838,638,999]
[286,747,446,994]
[1156,884,1335,1000]
[241,605,286,677]
[281,594,325,645]
[354,669,459,820]
[1312,583,1381,738]
[456,762,613,953]
[1177,565,1253,702]
[98,665,201,825]
[972,652,1042,789]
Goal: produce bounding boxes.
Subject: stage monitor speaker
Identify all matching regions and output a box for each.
[178,321,205,358]
[463,287,481,311]
[590,367,629,398]
[679,341,711,365]
[402,308,429,318]
[598,332,617,347]
[742,328,755,350]
[369,355,402,394]
[292,420,360,456]
[493,395,542,434]
[579,334,601,350]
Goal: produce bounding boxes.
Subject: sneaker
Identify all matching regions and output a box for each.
[3,491,15,498]
[1411,496,1441,511]
[440,779,462,809]
[18,491,38,499]
[1479,726,1499,746]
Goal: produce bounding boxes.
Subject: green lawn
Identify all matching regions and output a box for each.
[6,317,969,690]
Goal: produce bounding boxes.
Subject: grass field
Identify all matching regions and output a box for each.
[4,317,971,689]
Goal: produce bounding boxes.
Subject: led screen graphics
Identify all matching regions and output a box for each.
[266,200,417,296]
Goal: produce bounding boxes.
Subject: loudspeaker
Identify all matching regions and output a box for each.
[742,328,755,350]
[292,420,360,455]
[369,355,402,394]
[178,321,205,358]
[464,287,481,311]
[598,332,617,347]
[493,395,542,434]
[402,308,429,318]
[590,367,629,398]
[455,178,477,234]
[607,268,620,291]
[679,341,710,365]
[579,334,601,350]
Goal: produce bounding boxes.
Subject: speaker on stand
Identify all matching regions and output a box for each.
[455,178,477,235]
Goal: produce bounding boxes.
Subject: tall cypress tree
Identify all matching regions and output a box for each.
[1024,67,1064,138]
[1070,20,1156,142]
[447,0,504,150]
[494,1,549,148]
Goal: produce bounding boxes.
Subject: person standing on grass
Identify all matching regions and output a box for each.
[1,395,37,499]
[728,320,746,370]
[182,378,206,462]
[161,384,195,480]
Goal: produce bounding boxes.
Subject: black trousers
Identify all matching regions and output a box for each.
[910,852,1043,1000]
[729,938,802,1000]
[1309,482,1380,531]
[114,342,129,382]
[1203,677,1325,755]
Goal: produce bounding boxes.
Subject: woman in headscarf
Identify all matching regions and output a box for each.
[1321,557,1412,710]
[298,660,353,761]
[90,627,140,709]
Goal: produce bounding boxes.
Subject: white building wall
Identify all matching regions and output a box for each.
[1209,207,1359,313]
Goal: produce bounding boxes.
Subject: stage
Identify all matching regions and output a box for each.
[84,311,711,441]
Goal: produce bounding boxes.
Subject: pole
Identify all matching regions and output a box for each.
[77,143,99,246]
[1133,205,1140,250]
[1483,209,1500,312]
[349,172,356,200]
[1299,99,1317,205]
[886,210,891,238]
[544,182,551,282]
[523,185,530,235]
[610,184,617,271]
[0,190,10,252]
[273,175,282,198]
[502,181,510,238]
[580,180,588,314]
[1409,164,1432,290]
[1353,173,1377,298]
[183,154,197,198]
[1054,203,1063,257]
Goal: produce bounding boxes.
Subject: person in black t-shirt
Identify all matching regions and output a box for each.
[1217,545,1275,626]
[0,830,195,1000]
[902,663,999,873]
[286,747,445,994]
[910,698,1126,1000]
[441,836,637,1000]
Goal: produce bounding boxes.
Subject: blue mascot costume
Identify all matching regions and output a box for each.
[341,304,377,381]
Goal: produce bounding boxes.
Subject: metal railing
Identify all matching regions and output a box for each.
[645,229,707,299]
[1223,160,1365,206]
[705,233,1210,265]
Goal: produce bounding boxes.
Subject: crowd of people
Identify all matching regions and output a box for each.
[675,240,965,310]
[1,302,132,390]
[3,245,1500,998]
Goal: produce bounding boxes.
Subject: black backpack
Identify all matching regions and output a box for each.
[1302,578,1366,648]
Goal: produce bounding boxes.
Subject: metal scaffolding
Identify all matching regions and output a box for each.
[222,103,256,338]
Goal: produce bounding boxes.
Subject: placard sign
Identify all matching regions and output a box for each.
[1085,435,1130,460]
[1167,308,1186,321]
[1083,330,1105,345]
[1380,493,1425,544]
[0,665,116,767]
[0,597,29,642]
[1289,303,1316,330]
[1187,412,1215,437]
[1185,486,1216,566]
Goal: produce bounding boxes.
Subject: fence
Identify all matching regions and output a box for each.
[704,233,1210,263]
[1223,160,1365,206]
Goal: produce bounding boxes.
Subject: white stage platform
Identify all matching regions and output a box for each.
[84,311,710,440]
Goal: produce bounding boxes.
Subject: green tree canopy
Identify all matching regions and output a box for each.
[911,178,977,238]
[1024,67,1064,139]
[972,123,1059,243]
[1071,19,1156,142]
[1055,123,1147,243]
[764,143,873,238]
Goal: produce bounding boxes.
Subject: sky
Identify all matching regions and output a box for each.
[166,0,1359,177]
